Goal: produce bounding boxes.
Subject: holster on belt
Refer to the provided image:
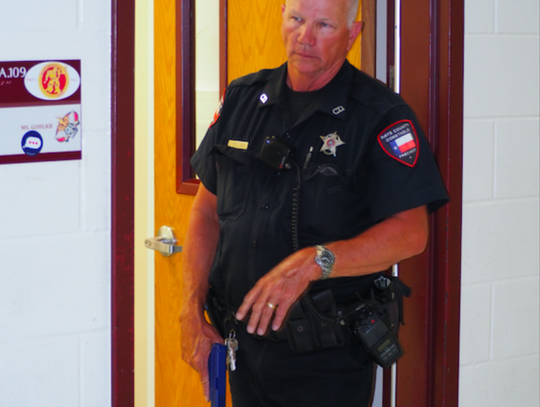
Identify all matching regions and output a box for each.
[205,287,229,338]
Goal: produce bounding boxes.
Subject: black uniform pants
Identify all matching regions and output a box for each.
[228,322,375,407]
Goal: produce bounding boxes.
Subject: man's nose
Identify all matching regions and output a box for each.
[298,24,316,46]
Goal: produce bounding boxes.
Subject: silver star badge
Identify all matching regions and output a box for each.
[320,132,345,156]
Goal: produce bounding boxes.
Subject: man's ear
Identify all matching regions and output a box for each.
[347,21,363,50]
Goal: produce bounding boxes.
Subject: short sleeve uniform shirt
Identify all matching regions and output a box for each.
[191,60,449,309]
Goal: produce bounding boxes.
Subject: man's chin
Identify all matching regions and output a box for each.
[289,57,322,74]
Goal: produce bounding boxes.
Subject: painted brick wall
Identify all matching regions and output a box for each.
[460,0,539,405]
[0,1,112,406]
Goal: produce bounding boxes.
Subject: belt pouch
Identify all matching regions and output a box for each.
[371,276,411,336]
[285,300,314,352]
[311,290,345,348]
[285,289,345,352]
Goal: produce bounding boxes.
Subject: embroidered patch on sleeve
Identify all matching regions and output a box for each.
[209,89,226,128]
[377,120,419,167]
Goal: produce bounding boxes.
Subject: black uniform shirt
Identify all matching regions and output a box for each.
[191,60,449,308]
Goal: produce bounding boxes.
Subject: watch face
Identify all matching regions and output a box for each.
[316,246,334,279]
[320,252,333,266]
[317,247,334,268]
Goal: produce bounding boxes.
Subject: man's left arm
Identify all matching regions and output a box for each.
[235,205,428,336]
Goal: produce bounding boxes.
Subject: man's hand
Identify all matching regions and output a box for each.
[235,247,321,336]
[180,312,223,401]
[180,184,221,400]
[235,206,429,337]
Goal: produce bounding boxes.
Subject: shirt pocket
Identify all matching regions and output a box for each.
[211,145,255,221]
[301,164,344,239]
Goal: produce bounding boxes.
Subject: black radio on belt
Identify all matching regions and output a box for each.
[260,135,294,170]
[351,303,404,369]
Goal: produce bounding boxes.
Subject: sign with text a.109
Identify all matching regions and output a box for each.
[0,60,82,165]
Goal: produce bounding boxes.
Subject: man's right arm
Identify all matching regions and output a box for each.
[180,183,222,400]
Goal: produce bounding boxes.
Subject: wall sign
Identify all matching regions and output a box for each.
[0,59,82,165]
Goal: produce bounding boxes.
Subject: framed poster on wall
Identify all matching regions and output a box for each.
[0,59,82,165]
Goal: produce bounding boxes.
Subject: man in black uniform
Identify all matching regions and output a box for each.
[180,0,448,406]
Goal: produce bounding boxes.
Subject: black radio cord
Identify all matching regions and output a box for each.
[290,163,357,326]
[291,162,301,253]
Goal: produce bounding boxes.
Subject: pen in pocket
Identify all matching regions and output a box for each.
[303,146,313,169]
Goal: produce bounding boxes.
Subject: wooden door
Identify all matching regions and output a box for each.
[227,0,364,82]
[154,0,207,405]
[153,1,367,406]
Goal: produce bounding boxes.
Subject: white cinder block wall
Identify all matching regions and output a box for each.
[0,1,112,406]
[460,0,539,406]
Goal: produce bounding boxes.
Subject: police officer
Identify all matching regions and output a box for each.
[180,0,448,405]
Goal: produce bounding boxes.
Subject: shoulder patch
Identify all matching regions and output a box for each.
[377,120,419,167]
[209,89,226,128]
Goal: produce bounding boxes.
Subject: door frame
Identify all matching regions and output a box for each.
[395,0,463,405]
[111,0,136,406]
[110,0,464,405]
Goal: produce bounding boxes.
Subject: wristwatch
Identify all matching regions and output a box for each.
[314,245,335,280]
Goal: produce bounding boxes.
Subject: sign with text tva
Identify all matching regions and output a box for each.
[0,60,82,165]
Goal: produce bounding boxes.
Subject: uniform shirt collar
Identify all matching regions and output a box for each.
[256,63,288,108]
[256,60,353,121]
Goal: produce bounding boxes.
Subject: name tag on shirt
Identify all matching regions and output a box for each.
[227,139,249,150]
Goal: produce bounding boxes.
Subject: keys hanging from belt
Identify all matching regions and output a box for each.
[225,330,239,371]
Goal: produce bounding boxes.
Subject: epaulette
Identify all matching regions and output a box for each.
[227,66,281,89]
[349,67,406,114]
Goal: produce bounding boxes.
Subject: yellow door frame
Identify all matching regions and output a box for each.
[134,0,155,406]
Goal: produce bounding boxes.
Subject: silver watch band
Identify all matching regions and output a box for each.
[315,245,335,279]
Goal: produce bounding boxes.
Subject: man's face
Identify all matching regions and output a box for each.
[281,0,360,79]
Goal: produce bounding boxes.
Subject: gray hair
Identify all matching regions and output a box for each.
[284,0,360,28]
[347,0,360,27]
